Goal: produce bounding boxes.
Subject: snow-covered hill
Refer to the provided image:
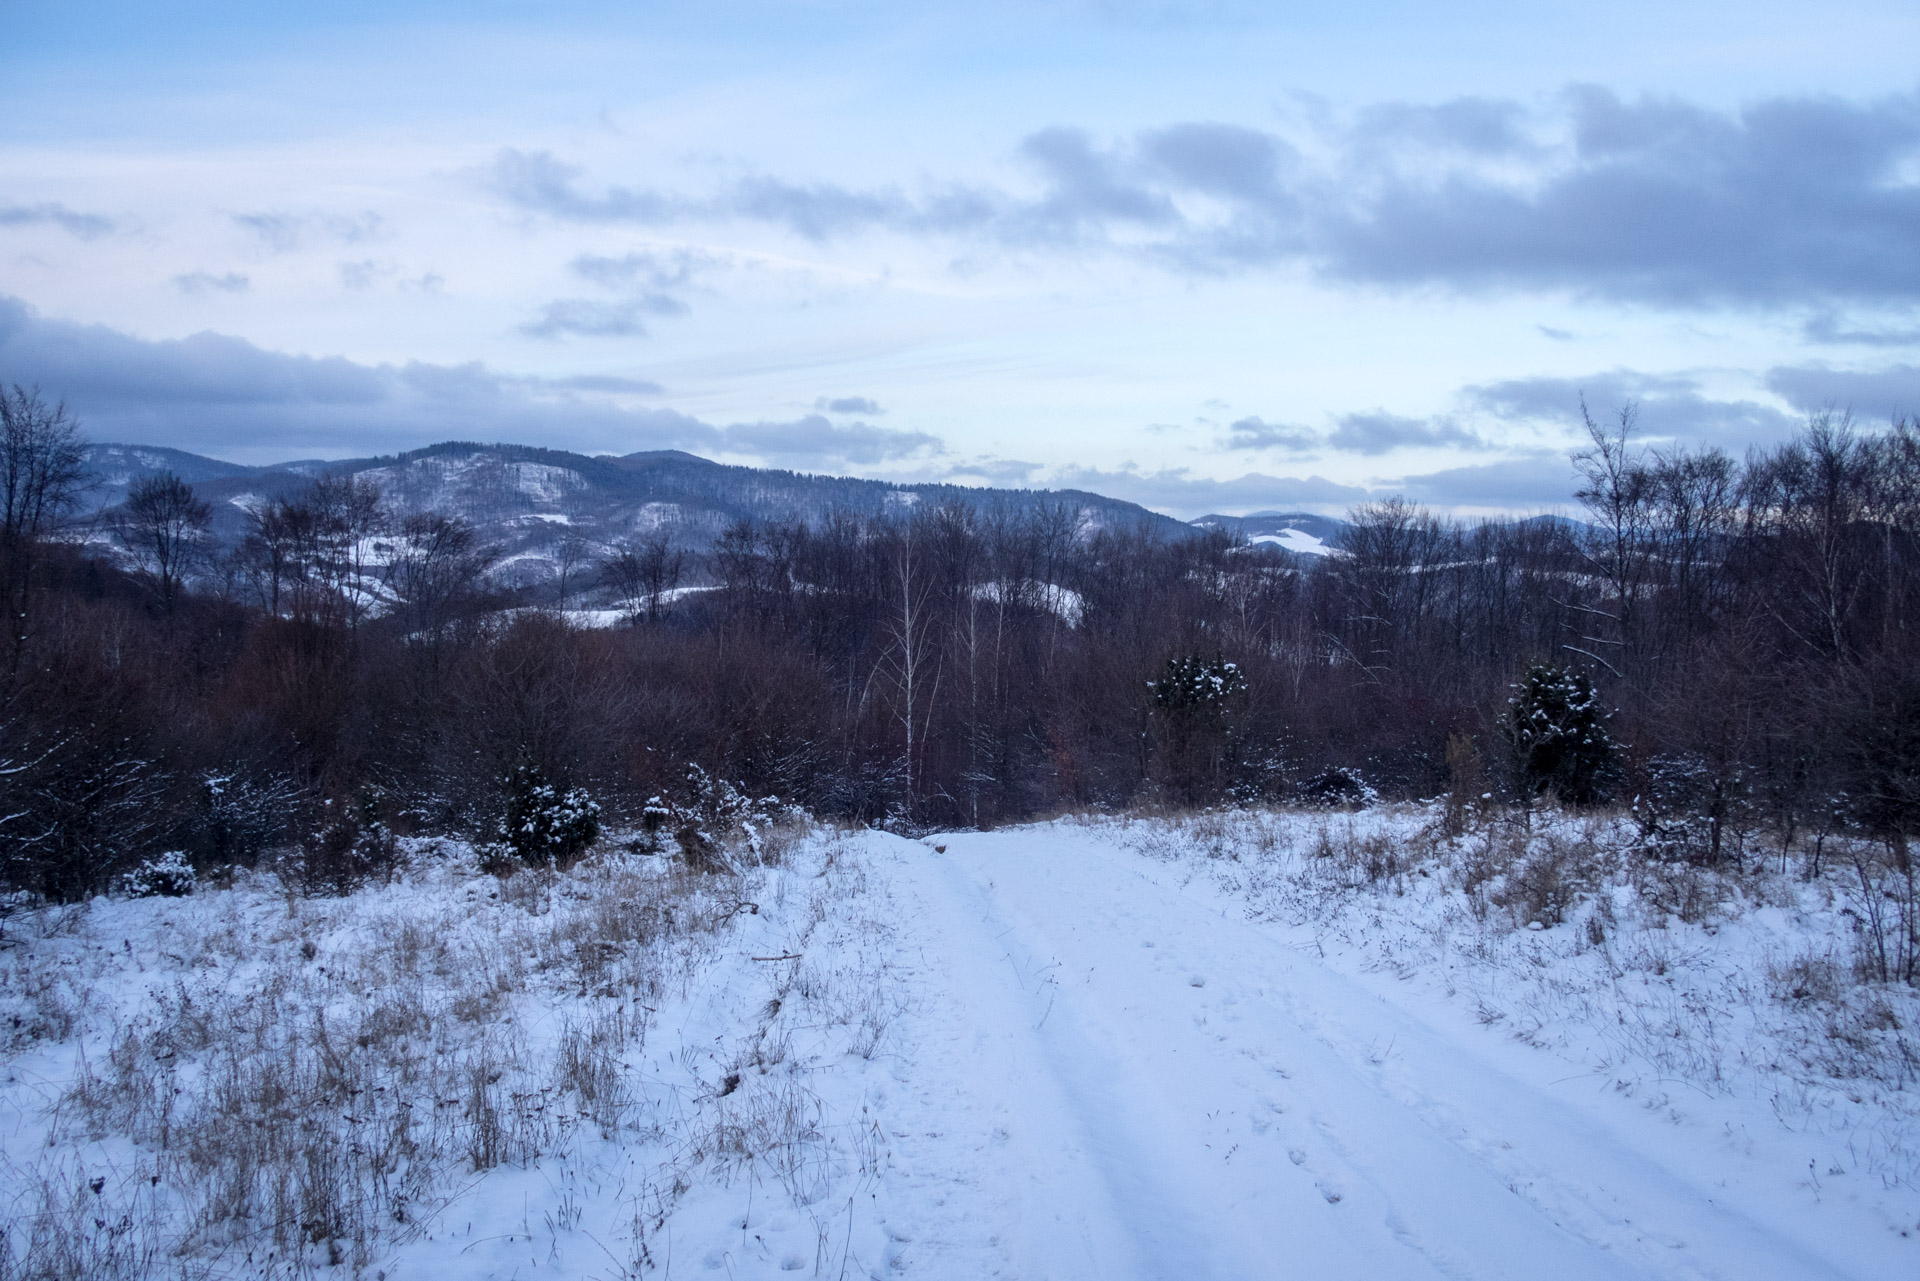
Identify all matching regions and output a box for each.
[1192,509,1349,556]
[81,441,1201,590]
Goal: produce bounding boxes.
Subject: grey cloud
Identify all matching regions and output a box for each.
[1765,363,1920,423]
[727,176,921,243]
[173,271,250,295]
[1354,98,1540,157]
[1325,412,1489,455]
[1395,452,1578,509]
[0,295,929,470]
[717,414,943,466]
[1320,87,1920,305]
[338,260,384,290]
[941,456,1043,485]
[520,294,687,339]
[0,202,114,239]
[493,149,994,243]
[816,395,883,415]
[489,149,679,223]
[1466,370,1799,444]
[1224,415,1316,451]
[1050,464,1366,519]
[1801,312,1920,347]
[0,293,706,460]
[1139,123,1294,202]
[1014,128,1179,241]
[494,86,1920,308]
[571,248,722,291]
[234,211,383,253]
[537,374,663,394]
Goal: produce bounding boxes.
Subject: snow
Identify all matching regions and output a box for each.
[2,812,1913,1278]
[970,580,1085,626]
[1249,529,1333,556]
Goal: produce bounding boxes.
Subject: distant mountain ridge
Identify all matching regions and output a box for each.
[79,440,1216,589]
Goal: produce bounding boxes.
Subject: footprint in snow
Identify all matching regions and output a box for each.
[1189,974,1207,988]
[1315,1180,1344,1205]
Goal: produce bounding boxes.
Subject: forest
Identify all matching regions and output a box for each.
[1,383,1915,902]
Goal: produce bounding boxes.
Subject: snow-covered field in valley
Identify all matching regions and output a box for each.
[2,810,1916,1279]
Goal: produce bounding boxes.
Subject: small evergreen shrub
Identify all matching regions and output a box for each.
[495,763,601,867]
[1298,766,1379,810]
[1148,653,1247,806]
[123,851,195,898]
[1506,664,1618,806]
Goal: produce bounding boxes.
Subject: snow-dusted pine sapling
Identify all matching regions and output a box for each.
[1297,766,1379,810]
[496,762,602,868]
[122,850,195,897]
[1506,663,1619,807]
[1148,652,1248,807]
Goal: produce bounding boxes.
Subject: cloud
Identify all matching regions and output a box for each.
[815,395,884,415]
[488,149,680,223]
[0,296,940,470]
[520,294,688,339]
[1464,370,1799,443]
[536,374,663,394]
[1049,463,1367,518]
[0,299,936,470]
[0,202,115,239]
[1353,98,1541,157]
[1765,363,1920,423]
[571,247,722,291]
[1314,87,1920,306]
[1394,452,1579,510]
[1801,312,1920,347]
[1324,411,1489,454]
[1223,415,1315,451]
[716,414,943,466]
[173,271,250,295]
[338,260,385,290]
[233,211,383,253]
[493,86,1920,308]
[939,455,1044,485]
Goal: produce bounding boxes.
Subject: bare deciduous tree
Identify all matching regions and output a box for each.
[114,471,213,613]
[0,385,87,671]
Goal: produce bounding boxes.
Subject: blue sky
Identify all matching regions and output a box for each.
[3,1,1918,514]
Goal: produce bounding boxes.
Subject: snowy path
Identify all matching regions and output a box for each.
[859,827,1882,1280]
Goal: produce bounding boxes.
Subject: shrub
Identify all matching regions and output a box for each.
[495,762,601,868]
[1297,766,1378,810]
[122,851,195,898]
[1506,664,1618,806]
[1148,652,1247,807]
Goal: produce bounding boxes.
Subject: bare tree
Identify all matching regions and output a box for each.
[1571,399,1653,678]
[114,471,212,613]
[604,535,685,624]
[0,385,87,672]
[384,511,497,663]
[554,532,590,608]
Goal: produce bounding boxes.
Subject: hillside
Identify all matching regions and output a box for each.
[81,440,1212,587]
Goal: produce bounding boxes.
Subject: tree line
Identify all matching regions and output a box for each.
[0,382,1914,899]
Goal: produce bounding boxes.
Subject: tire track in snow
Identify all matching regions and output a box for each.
[903,827,1871,1281]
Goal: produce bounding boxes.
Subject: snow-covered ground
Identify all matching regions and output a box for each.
[2,810,1915,1278]
[1247,529,1333,556]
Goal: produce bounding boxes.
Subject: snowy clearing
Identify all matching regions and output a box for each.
[1247,530,1333,557]
[2,811,1915,1278]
